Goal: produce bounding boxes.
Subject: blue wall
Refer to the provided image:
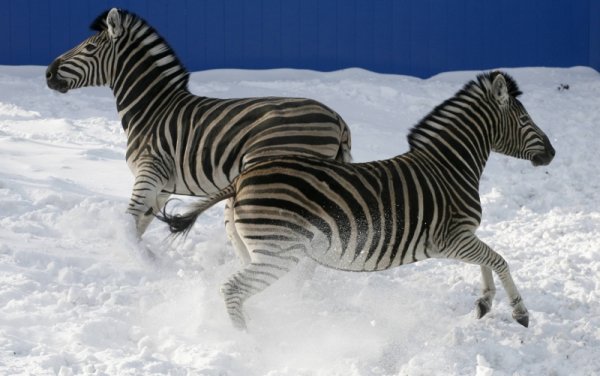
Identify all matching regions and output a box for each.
[0,0,597,78]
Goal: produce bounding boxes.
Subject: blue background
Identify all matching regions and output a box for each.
[0,0,597,78]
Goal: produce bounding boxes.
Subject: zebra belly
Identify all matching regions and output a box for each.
[307,228,433,272]
[234,206,433,273]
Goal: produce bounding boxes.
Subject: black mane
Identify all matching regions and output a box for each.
[90,9,111,32]
[89,8,190,90]
[407,71,522,151]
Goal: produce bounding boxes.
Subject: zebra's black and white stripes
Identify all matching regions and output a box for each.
[161,72,555,329]
[46,8,351,262]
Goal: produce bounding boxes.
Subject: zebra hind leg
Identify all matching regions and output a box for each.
[475,266,496,319]
[221,247,301,330]
[224,198,251,265]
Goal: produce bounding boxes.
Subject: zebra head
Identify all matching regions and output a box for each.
[46,9,123,93]
[486,71,555,166]
[46,8,188,94]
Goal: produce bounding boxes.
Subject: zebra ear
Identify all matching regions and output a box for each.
[492,73,510,105]
[106,8,124,39]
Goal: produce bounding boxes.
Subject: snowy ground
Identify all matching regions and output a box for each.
[1,65,599,375]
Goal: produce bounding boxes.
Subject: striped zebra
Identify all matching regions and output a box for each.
[45,8,351,262]
[160,71,555,330]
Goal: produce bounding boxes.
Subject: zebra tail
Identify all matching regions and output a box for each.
[156,183,237,236]
[336,116,353,163]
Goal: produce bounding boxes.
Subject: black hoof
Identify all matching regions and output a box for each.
[475,298,491,319]
[513,312,529,328]
[516,315,529,328]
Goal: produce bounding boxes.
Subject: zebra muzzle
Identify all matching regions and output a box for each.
[46,60,69,93]
[531,136,555,166]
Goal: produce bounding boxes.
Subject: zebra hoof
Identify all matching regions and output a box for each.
[231,317,248,331]
[513,311,529,328]
[475,298,491,319]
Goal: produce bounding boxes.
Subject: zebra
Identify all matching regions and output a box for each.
[159,71,555,330]
[45,8,352,262]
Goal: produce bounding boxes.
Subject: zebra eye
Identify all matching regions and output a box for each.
[84,43,97,52]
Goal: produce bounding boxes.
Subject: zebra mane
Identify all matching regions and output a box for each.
[90,10,111,32]
[407,71,521,151]
[90,9,190,90]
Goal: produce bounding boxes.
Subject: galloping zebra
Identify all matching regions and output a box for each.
[45,8,351,262]
[160,71,555,330]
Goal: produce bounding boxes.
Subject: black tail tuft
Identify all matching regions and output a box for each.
[155,199,197,237]
[155,182,236,237]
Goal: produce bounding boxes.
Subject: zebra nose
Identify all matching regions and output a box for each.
[547,143,556,158]
[46,59,61,81]
[531,135,556,166]
[46,59,69,93]
[543,135,556,158]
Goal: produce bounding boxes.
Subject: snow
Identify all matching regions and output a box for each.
[1,64,599,375]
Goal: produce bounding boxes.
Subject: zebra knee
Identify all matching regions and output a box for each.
[221,277,245,298]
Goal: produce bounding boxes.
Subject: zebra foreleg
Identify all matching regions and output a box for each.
[221,248,300,330]
[127,173,170,238]
[224,198,251,265]
[475,266,496,319]
[448,235,529,327]
[128,192,171,237]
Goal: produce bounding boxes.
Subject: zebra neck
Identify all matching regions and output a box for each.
[408,117,492,185]
[112,62,189,133]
